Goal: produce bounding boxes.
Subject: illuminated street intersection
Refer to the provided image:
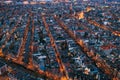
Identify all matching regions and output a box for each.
[0,0,120,80]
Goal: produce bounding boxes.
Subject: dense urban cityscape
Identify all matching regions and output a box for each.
[0,0,120,80]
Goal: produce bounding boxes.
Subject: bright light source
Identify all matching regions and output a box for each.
[4,0,12,4]
[30,1,36,5]
[23,1,29,5]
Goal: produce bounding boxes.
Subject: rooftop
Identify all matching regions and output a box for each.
[0,61,6,68]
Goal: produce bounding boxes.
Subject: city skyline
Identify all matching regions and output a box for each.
[0,0,120,80]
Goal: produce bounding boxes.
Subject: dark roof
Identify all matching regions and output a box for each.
[0,61,6,68]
